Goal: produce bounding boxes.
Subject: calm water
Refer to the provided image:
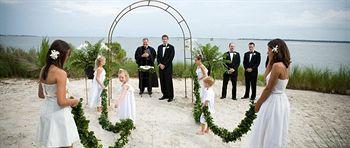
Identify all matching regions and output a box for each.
[1,36,349,73]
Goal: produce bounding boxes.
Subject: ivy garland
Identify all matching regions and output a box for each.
[71,79,135,148]
[192,73,202,123]
[98,79,136,148]
[71,98,103,148]
[192,72,257,143]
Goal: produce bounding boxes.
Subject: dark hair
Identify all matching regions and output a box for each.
[195,54,202,61]
[228,42,234,47]
[142,38,149,41]
[162,34,169,39]
[267,38,291,68]
[41,40,71,80]
[248,42,255,46]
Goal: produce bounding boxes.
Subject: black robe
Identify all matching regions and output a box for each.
[134,46,159,90]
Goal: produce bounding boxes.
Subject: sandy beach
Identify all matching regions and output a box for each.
[0,78,349,147]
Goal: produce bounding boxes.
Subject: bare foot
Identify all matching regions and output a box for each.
[196,131,204,135]
[204,129,209,134]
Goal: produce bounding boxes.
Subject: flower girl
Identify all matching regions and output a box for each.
[114,69,136,122]
[197,76,215,135]
[37,40,80,147]
[88,55,106,112]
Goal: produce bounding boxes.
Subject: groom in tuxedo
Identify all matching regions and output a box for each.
[157,35,175,102]
[242,42,261,100]
[221,43,240,100]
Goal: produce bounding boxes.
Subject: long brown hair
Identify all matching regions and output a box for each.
[41,40,71,80]
[267,38,291,68]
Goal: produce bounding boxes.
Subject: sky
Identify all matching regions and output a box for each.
[0,0,349,41]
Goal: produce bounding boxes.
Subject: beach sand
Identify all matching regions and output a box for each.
[0,78,349,147]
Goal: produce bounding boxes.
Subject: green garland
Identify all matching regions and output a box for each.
[98,79,136,148]
[71,98,103,148]
[192,72,257,143]
[71,79,135,148]
[192,74,202,123]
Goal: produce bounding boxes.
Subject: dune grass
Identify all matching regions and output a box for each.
[288,65,350,95]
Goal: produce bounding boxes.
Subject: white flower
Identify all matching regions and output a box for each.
[50,50,60,60]
[272,45,278,53]
[101,42,110,51]
[77,43,88,50]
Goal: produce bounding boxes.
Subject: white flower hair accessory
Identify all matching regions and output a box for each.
[50,50,60,60]
[272,45,278,53]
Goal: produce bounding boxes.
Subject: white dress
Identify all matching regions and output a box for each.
[247,72,290,148]
[196,65,208,98]
[117,83,136,122]
[37,83,80,147]
[200,87,215,124]
[88,68,106,108]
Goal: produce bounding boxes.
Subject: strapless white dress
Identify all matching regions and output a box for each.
[247,73,290,148]
[37,83,80,147]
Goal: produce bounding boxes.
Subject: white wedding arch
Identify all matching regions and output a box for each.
[107,0,194,102]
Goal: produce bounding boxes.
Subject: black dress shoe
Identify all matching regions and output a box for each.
[148,91,152,95]
[220,97,225,99]
[139,91,144,95]
[232,98,237,100]
[241,96,249,99]
[159,97,167,100]
[167,98,174,102]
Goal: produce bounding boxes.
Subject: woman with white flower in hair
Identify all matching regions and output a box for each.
[37,40,80,147]
[88,55,106,112]
[247,38,291,148]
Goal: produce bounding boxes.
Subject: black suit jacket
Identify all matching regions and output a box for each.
[157,44,175,69]
[135,46,156,67]
[243,51,261,72]
[223,51,240,75]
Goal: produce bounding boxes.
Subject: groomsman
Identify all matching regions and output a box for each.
[221,43,240,100]
[157,35,175,102]
[242,42,261,100]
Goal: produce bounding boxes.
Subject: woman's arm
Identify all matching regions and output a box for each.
[38,67,45,98]
[96,68,105,89]
[255,63,281,112]
[56,70,78,107]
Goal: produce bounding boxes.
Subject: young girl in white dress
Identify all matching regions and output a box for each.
[197,76,215,135]
[247,38,291,148]
[88,55,106,112]
[195,54,208,98]
[37,40,80,147]
[114,69,136,122]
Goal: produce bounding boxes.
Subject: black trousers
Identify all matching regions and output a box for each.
[159,66,174,99]
[244,71,258,100]
[221,73,237,99]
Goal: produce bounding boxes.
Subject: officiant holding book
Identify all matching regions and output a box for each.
[135,38,158,95]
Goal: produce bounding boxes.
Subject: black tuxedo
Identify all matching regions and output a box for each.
[221,51,240,99]
[135,46,159,93]
[157,44,175,99]
[243,50,261,100]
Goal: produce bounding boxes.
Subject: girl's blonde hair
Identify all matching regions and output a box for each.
[118,68,130,82]
[94,55,105,70]
[203,76,215,87]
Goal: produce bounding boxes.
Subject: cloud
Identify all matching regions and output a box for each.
[52,0,160,16]
[0,0,21,4]
[266,9,350,29]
